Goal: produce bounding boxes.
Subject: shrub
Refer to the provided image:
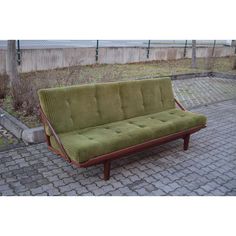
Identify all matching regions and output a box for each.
[0,74,8,99]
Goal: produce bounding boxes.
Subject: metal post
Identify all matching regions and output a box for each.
[147,40,151,59]
[16,40,21,65]
[191,40,197,68]
[95,40,99,62]
[183,40,187,57]
[212,40,216,57]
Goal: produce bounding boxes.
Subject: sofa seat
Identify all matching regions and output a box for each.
[50,108,206,163]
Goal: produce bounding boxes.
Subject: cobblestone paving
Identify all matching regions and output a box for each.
[173,76,236,109]
[0,99,235,196]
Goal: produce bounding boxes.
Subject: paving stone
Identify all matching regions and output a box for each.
[145,176,157,184]
[109,190,123,196]
[62,177,75,185]
[201,184,216,192]
[110,181,123,189]
[30,187,44,195]
[144,184,156,192]
[37,178,50,186]
[194,188,208,196]
[161,185,174,194]
[128,174,142,182]
[58,185,73,193]
[86,183,99,191]
[173,186,192,195]
[167,182,181,190]
[46,188,61,196]
[223,180,236,190]
[37,192,49,196]
[135,188,150,195]
[160,177,173,185]
[64,190,77,196]
[101,185,115,193]
[215,185,230,194]
[76,187,91,195]
[118,186,132,194]
[53,180,66,188]
[126,179,148,191]
[18,191,31,196]
[210,189,225,196]
[1,189,15,196]
[225,189,236,196]
[123,191,139,196]
[25,182,41,189]
[151,189,166,196]
[0,184,11,191]
[91,188,106,195]
[68,182,83,190]
[75,191,92,196]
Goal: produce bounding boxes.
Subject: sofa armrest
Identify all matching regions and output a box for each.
[174,98,186,111]
[39,107,72,163]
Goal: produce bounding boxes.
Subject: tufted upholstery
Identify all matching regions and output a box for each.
[38,78,175,134]
[50,108,206,163]
[38,78,207,163]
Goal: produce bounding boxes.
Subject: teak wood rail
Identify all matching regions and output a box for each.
[40,98,206,180]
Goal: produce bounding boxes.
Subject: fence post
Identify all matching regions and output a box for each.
[212,40,216,57]
[191,40,197,68]
[232,40,236,69]
[95,40,99,62]
[147,40,151,59]
[183,40,187,58]
[17,40,21,65]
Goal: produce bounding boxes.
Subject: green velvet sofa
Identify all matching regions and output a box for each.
[38,78,207,180]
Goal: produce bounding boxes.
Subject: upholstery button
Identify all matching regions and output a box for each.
[115,130,121,133]
[105,127,110,129]
[88,137,93,140]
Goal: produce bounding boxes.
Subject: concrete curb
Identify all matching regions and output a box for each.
[0,71,235,144]
[0,108,45,144]
[134,72,212,81]
[22,127,45,144]
[171,72,212,80]
[0,107,28,139]
[212,72,236,80]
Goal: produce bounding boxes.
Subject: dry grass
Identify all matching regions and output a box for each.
[1,57,236,128]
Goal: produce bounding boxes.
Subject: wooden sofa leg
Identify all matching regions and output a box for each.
[104,160,111,181]
[183,134,190,150]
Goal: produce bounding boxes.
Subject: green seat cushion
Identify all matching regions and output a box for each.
[50,108,206,163]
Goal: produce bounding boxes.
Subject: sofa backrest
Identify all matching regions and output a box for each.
[38,78,175,134]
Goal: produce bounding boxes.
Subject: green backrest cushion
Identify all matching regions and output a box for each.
[38,78,175,134]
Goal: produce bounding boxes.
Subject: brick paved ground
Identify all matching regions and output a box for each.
[173,76,236,109]
[0,98,235,196]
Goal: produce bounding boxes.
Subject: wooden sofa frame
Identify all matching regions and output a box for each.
[40,98,206,180]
